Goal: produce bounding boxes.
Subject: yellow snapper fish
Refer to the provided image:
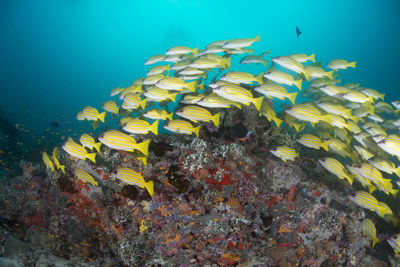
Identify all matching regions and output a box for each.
[368,157,400,177]
[76,111,85,121]
[360,218,379,248]
[326,59,356,70]
[342,90,374,104]
[346,165,376,193]
[98,130,150,155]
[272,56,311,80]
[310,77,339,88]
[240,51,270,65]
[328,114,349,130]
[304,65,334,80]
[289,53,315,63]
[349,191,383,213]
[180,93,205,104]
[163,119,200,137]
[62,137,96,163]
[345,120,361,134]
[297,134,329,151]
[285,103,331,125]
[119,84,143,99]
[353,145,374,161]
[52,147,65,173]
[375,101,397,115]
[377,134,400,160]
[254,80,298,104]
[178,67,206,76]
[197,93,241,109]
[175,105,220,127]
[171,61,192,71]
[222,35,260,49]
[319,157,353,185]
[81,106,106,123]
[264,69,302,90]
[156,77,197,92]
[42,152,55,173]
[327,138,357,161]
[283,113,305,132]
[189,56,230,69]
[113,167,154,197]
[269,146,299,162]
[333,127,352,145]
[351,163,393,189]
[102,100,119,115]
[165,46,198,55]
[144,54,166,65]
[361,88,385,101]
[80,133,102,153]
[144,87,178,102]
[143,109,173,121]
[259,100,282,127]
[142,74,167,85]
[315,101,357,122]
[220,71,264,84]
[122,118,159,135]
[147,64,170,76]
[110,87,124,97]
[121,93,147,110]
[213,83,263,111]
[74,168,98,187]
[388,234,400,254]
[319,84,349,97]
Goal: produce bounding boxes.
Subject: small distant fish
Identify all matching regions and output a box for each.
[74,168,98,187]
[50,121,60,128]
[114,167,154,196]
[102,100,119,115]
[270,146,299,162]
[296,26,302,39]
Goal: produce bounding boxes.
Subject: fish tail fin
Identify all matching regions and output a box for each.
[135,139,151,156]
[98,112,106,123]
[303,69,312,81]
[350,151,358,163]
[169,92,178,102]
[348,61,356,68]
[136,86,143,94]
[345,174,354,185]
[326,71,334,79]
[116,106,119,116]
[253,34,260,42]
[59,164,65,173]
[273,117,283,128]
[372,236,379,248]
[86,153,96,163]
[166,64,170,71]
[192,47,198,55]
[140,98,147,109]
[350,116,359,123]
[294,79,302,90]
[246,48,254,54]
[287,92,298,105]
[138,155,147,166]
[211,113,220,128]
[367,95,374,103]
[198,81,204,91]
[394,167,400,178]
[368,184,377,194]
[150,120,159,135]
[233,102,242,109]
[293,124,301,132]
[193,126,200,137]
[256,73,264,84]
[391,189,399,197]
[321,141,330,152]
[365,103,375,115]
[309,53,315,63]
[93,142,102,153]
[379,93,385,100]
[167,112,173,121]
[144,180,154,197]
[187,81,197,92]
[262,59,268,66]
[253,96,264,112]
[224,57,232,70]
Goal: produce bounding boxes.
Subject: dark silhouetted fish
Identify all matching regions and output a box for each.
[296,26,302,39]
[50,120,60,128]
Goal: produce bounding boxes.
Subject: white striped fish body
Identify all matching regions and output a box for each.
[285,103,329,123]
[220,71,263,84]
[144,88,178,102]
[254,81,297,104]
[164,119,200,137]
[297,134,329,151]
[388,234,400,254]
[197,94,241,109]
[343,91,374,103]
[352,163,388,186]
[82,106,106,123]
[166,46,197,55]
[144,54,165,65]
[156,77,196,91]
[80,133,101,153]
[222,35,260,49]
[147,64,170,76]
[272,56,311,80]
[368,157,400,177]
[260,100,282,127]
[378,135,400,158]
[115,167,154,196]
[171,61,191,71]
[180,93,205,104]
[98,130,150,155]
[304,65,333,79]
[142,74,166,85]
[123,118,159,135]
[264,69,302,90]
[122,93,147,110]
[360,218,379,248]
[62,138,96,163]
[319,85,348,96]
[74,168,98,187]
[289,53,315,63]
[328,138,355,160]
[120,85,143,99]
[110,87,123,96]
[349,191,379,212]
[143,109,173,121]
[270,146,298,162]
[102,100,119,115]
[175,105,220,127]
[354,145,374,160]
[213,84,263,111]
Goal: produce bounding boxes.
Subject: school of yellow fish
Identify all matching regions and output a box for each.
[40,34,400,255]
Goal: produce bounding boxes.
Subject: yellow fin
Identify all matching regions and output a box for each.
[145,180,154,197]
[86,153,96,163]
[134,139,151,156]
[211,113,220,128]
[98,112,106,123]
[193,126,200,137]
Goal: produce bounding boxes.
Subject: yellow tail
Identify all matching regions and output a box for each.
[140,98,147,109]
[144,180,154,197]
[303,70,312,81]
[326,71,334,80]
[321,141,330,151]
[135,139,151,156]
[253,96,264,111]
[224,57,232,70]
[256,73,264,84]
[262,60,268,66]
[372,236,379,248]
[187,81,197,92]
[138,155,147,166]
[368,184,377,194]
[150,120,159,135]
[198,81,204,91]
[294,79,302,91]
[59,164,65,173]
[379,93,385,100]
[192,47,198,55]
[116,106,119,116]
[309,53,315,63]
[169,92,178,102]
[167,112,173,121]
[345,174,354,185]
[391,189,399,197]
[394,167,400,178]
[253,34,260,42]
[193,126,200,137]
[211,113,220,127]
[273,117,282,128]
[98,112,106,123]
[287,92,298,104]
[348,61,356,68]
[93,142,102,153]
[86,153,96,163]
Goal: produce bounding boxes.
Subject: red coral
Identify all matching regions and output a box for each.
[286,185,296,202]
[22,211,48,228]
[205,174,235,190]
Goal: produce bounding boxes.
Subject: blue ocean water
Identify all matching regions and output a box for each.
[0,0,399,171]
